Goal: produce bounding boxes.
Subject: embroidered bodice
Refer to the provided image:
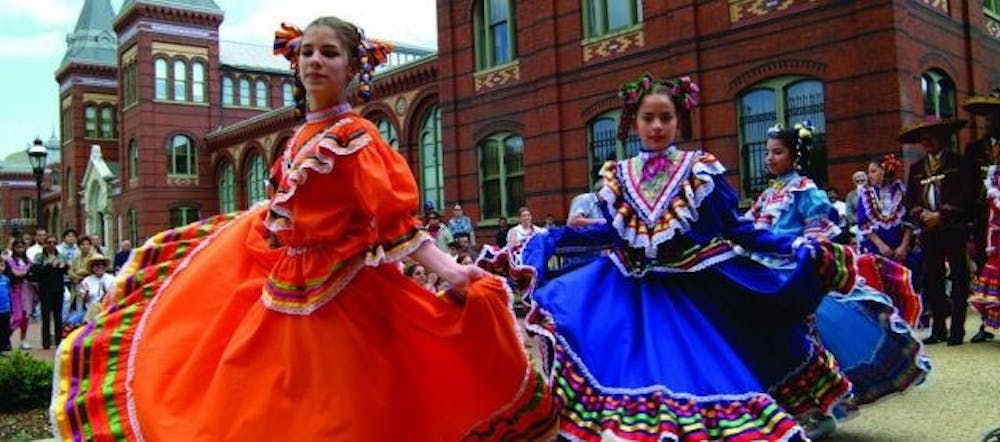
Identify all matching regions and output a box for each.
[260,105,429,314]
[857,180,909,234]
[596,147,802,277]
[744,171,840,239]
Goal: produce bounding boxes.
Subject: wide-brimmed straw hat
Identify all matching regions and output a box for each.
[963,88,1000,116]
[897,116,967,143]
[85,253,110,270]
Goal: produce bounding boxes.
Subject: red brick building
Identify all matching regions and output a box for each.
[44,0,999,247]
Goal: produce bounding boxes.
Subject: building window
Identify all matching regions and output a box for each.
[18,198,35,220]
[61,105,71,141]
[128,139,139,181]
[239,78,250,106]
[100,106,114,138]
[127,64,138,106]
[245,152,266,207]
[66,167,73,204]
[128,209,139,245]
[51,170,61,187]
[255,79,268,108]
[154,58,168,100]
[737,77,827,198]
[587,111,641,184]
[478,132,525,220]
[192,61,205,103]
[374,117,399,149]
[583,0,641,38]
[84,105,98,138]
[474,0,517,70]
[419,106,444,211]
[173,59,187,101]
[283,82,294,106]
[222,76,234,106]
[169,206,200,228]
[921,69,956,119]
[168,135,197,176]
[218,161,235,213]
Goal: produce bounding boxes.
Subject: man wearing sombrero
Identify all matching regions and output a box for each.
[964,88,1000,343]
[903,115,975,345]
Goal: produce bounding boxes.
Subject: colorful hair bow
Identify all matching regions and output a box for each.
[672,76,700,112]
[273,23,304,70]
[616,73,699,142]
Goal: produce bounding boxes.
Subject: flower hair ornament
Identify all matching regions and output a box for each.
[880,153,903,179]
[617,73,699,143]
[355,28,395,102]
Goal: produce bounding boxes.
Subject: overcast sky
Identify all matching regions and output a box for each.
[0,0,437,158]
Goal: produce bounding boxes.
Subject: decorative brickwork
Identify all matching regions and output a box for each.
[729,0,817,24]
[917,0,949,14]
[582,28,644,63]
[473,63,520,92]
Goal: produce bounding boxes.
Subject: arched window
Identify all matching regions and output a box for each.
[239,77,250,106]
[173,59,187,101]
[154,58,168,100]
[587,111,641,184]
[128,139,139,182]
[478,132,525,220]
[100,106,114,138]
[169,206,200,228]
[737,77,827,197]
[373,117,399,150]
[921,69,957,119]
[84,105,98,138]
[127,209,139,245]
[474,0,517,70]
[217,161,235,213]
[192,61,206,102]
[255,79,268,108]
[245,152,266,207]
[168,135,197,176]
[222,76,234,106]
[282,82,294,106]
[419,106,444,210]
[583,0,641,38]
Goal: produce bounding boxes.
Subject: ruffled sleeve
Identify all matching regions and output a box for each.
[261,115,429,315]
[796,185,841,240]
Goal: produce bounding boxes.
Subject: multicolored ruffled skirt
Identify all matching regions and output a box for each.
[972,260,1000,332]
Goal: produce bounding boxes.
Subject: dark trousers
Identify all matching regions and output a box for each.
[921,228,970,339]
[39,289,63,348]
[972,220,987,275]
[0,312,10,351]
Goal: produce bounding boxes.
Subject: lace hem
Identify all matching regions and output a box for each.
[857,181,907,232]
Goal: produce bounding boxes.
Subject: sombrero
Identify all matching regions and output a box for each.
[897,116,967,143]
[85,253,110,270]
[963,88,1000,115]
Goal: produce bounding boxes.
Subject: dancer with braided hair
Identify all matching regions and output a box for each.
[745,124,929,437]
[492,72,860,441]
[49,16,556,441]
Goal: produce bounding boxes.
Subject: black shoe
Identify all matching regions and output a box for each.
[971,330,995,343]
[923,335,947,345]
[947,336,964,346]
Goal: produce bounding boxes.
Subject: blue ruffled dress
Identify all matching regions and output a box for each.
[745,172,930,408]
[514,148,857,441]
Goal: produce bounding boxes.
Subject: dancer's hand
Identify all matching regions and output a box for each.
[447,264,488,294]
[892,245,908,262]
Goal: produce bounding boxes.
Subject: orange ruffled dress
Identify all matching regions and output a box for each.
[50,106,556,441]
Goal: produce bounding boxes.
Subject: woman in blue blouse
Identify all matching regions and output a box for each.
[745,123,930,427]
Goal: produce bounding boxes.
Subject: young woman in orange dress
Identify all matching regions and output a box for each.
[49,16,556,441]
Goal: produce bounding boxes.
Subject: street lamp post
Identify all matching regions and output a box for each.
[27,138,48,232]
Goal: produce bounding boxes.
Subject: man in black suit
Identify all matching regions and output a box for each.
[963,88,1000,343]
[902,116,974,346]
